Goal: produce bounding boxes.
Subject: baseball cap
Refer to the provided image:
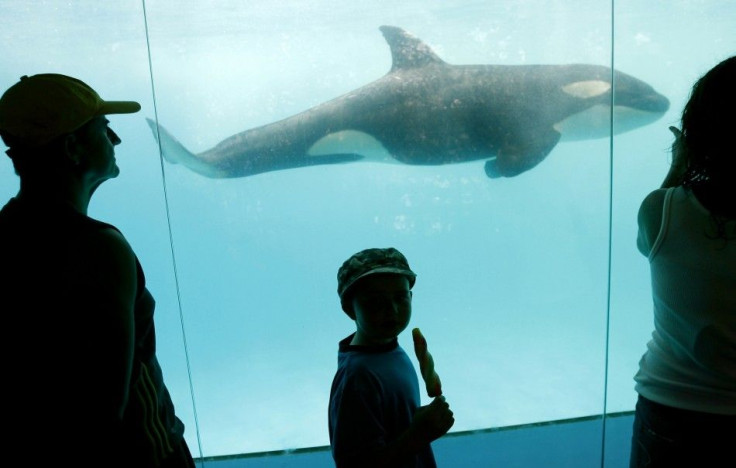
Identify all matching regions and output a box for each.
[337,247,417,300]
[0,73,141,148]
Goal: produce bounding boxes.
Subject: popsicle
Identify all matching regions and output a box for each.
[412,327,443,397]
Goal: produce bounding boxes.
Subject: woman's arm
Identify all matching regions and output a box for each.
[660,126,688,188]
[637,189,666,256]
[637,126,687,256]
[74,227,137,421]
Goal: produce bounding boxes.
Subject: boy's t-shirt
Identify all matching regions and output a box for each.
[328,333,437,468]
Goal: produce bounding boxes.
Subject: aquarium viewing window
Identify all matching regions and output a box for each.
[0,1,733,466]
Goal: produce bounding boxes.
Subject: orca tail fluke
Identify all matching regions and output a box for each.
[146,118,230,178]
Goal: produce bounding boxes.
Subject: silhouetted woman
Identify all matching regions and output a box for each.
[630,56,735,467]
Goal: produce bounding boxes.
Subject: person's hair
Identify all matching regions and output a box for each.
[680,56,735,224]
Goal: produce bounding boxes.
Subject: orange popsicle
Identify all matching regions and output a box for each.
[412,327,443,397]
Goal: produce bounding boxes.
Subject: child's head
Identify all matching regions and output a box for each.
[337,248,417,345]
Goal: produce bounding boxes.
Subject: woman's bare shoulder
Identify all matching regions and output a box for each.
[637,188,669,256]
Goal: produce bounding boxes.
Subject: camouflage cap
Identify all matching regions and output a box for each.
[337,247,417,300]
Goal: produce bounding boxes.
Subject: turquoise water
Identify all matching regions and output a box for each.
[1,0,733,460]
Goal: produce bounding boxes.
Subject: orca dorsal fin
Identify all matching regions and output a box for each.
[379,25,447,72]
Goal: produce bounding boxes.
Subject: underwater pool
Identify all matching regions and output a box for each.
[1,0,733,464]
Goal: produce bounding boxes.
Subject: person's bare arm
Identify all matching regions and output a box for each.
[637,189,666,256]
[74,227,137,422]
[660,126,688,188]
[637,127,686,256]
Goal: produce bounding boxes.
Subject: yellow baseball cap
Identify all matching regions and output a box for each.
[0,73,141,148]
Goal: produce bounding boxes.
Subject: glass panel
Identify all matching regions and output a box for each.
[606,0,735,463]
[9,0,729,464]
[143,0,617,458]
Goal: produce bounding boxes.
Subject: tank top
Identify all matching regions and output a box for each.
[634,186,736,414]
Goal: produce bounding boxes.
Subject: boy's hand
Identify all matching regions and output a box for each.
[369,396,455,465]
[411,396,455,443]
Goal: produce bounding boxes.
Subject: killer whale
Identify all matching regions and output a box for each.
[147,25,669,179]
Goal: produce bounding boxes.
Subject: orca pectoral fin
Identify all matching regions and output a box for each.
[484,129,562,178]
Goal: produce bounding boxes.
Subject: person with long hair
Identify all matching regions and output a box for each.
[630,56,735,467]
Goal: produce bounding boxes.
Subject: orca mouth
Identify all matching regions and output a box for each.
[640,95,670,113]
[613,93,670,114]
[555,101,669,141]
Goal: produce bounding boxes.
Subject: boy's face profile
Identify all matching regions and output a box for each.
[349,273,412,346]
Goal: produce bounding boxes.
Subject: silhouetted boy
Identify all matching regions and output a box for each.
[329,247,454,467]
